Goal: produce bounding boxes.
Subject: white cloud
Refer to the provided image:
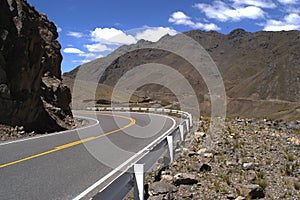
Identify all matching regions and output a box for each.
[57,27,62,33]
[169,11,195,26]
[231,0,276,8]
[277,0,299,4]
[285,13,300,24]
[200,23,221,31]
[73,26,180,63]
[63,47,84,54]
[264,13,300,31]
[194,1,266,22]
[72,55,103,64]
[67,31,84,38]
[78,53,97,59]
[72,59,92,64]
[84,43,112,52]
[169,11,220,30]
[90,27,136,45]
[135,27,177,42]
[285,6,300,14]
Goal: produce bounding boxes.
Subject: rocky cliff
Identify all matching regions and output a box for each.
[0,0,73,132]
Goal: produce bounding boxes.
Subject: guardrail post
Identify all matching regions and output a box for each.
[185,120,190,133]
[179,125,184,141]
[188,114,193,128]
[167,136,174,162]
[134,164,145,200]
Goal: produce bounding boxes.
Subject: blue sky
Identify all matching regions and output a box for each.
[26,0,300,73]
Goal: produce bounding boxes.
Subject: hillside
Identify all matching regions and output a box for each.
[64,29,300,120]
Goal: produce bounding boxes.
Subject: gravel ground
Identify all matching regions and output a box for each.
[145,117,300,200]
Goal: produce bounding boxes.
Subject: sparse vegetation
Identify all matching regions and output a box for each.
[144,117,300,199]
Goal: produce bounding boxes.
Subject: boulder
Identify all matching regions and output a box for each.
[148,182,178,196]
[0,0,73,132]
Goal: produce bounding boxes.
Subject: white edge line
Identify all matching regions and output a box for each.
[73,112,177,200]
[0,114,99,147]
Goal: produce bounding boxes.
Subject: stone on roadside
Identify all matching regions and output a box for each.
[195,131,206,139]
[242,162,254,170]
[178,185,193,198]
[204,153,214,158]
[161,175,173,182]
[148,181,178,196]
[174,173,198,186]
[197,148,207,155]
[147,194,165,200]
[187,151,197,157]
[236,184,265,199]
[226,193,236,199]
[288,137,300,146]
[235,196,246,200]
[19,131,26,135]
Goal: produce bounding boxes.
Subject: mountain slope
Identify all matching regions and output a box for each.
[64,29,300,120]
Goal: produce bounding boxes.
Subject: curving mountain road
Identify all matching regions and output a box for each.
[0,111,177,200]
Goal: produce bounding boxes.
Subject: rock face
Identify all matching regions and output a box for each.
[0,0,73,132]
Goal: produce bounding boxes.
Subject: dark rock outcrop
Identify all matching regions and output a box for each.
[0,0,73,132]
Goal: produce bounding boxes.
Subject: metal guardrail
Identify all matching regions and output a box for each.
[82,107,193,200]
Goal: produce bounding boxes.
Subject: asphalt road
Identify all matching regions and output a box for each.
[0,111,177,200]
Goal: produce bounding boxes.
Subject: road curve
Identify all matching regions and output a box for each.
[0,111,177,200]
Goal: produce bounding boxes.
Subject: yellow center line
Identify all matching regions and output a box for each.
[0,113,136,169]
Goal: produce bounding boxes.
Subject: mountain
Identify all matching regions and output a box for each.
[0,0,73,132]
[64,29,300,120]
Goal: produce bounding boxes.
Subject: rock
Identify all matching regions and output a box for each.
[197,148,207,155]
[200,163,212,172]
[246,171,257,182]
[19,131,25,135]
[178,185,193,198]
[236,184,265,199]
[226,193,236,199]
[187,151,197,157]
[147,194,165,200]
[242,162,254,170]
[161,175,173,182]
[0,84,10,98]
[174,173,198,186]
[288,137,300,146]
[235,196,246,200]
[226,161,237,166]
[0,0,73,132]
[18,126,24,131]
[195,131,206,138]
[181,148,190,155]
[148,182,178,196]
[204,153,214,158]
[172,162,179,167]
[29,131,35,136]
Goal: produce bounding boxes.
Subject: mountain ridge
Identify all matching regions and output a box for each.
[64,29,300,120]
